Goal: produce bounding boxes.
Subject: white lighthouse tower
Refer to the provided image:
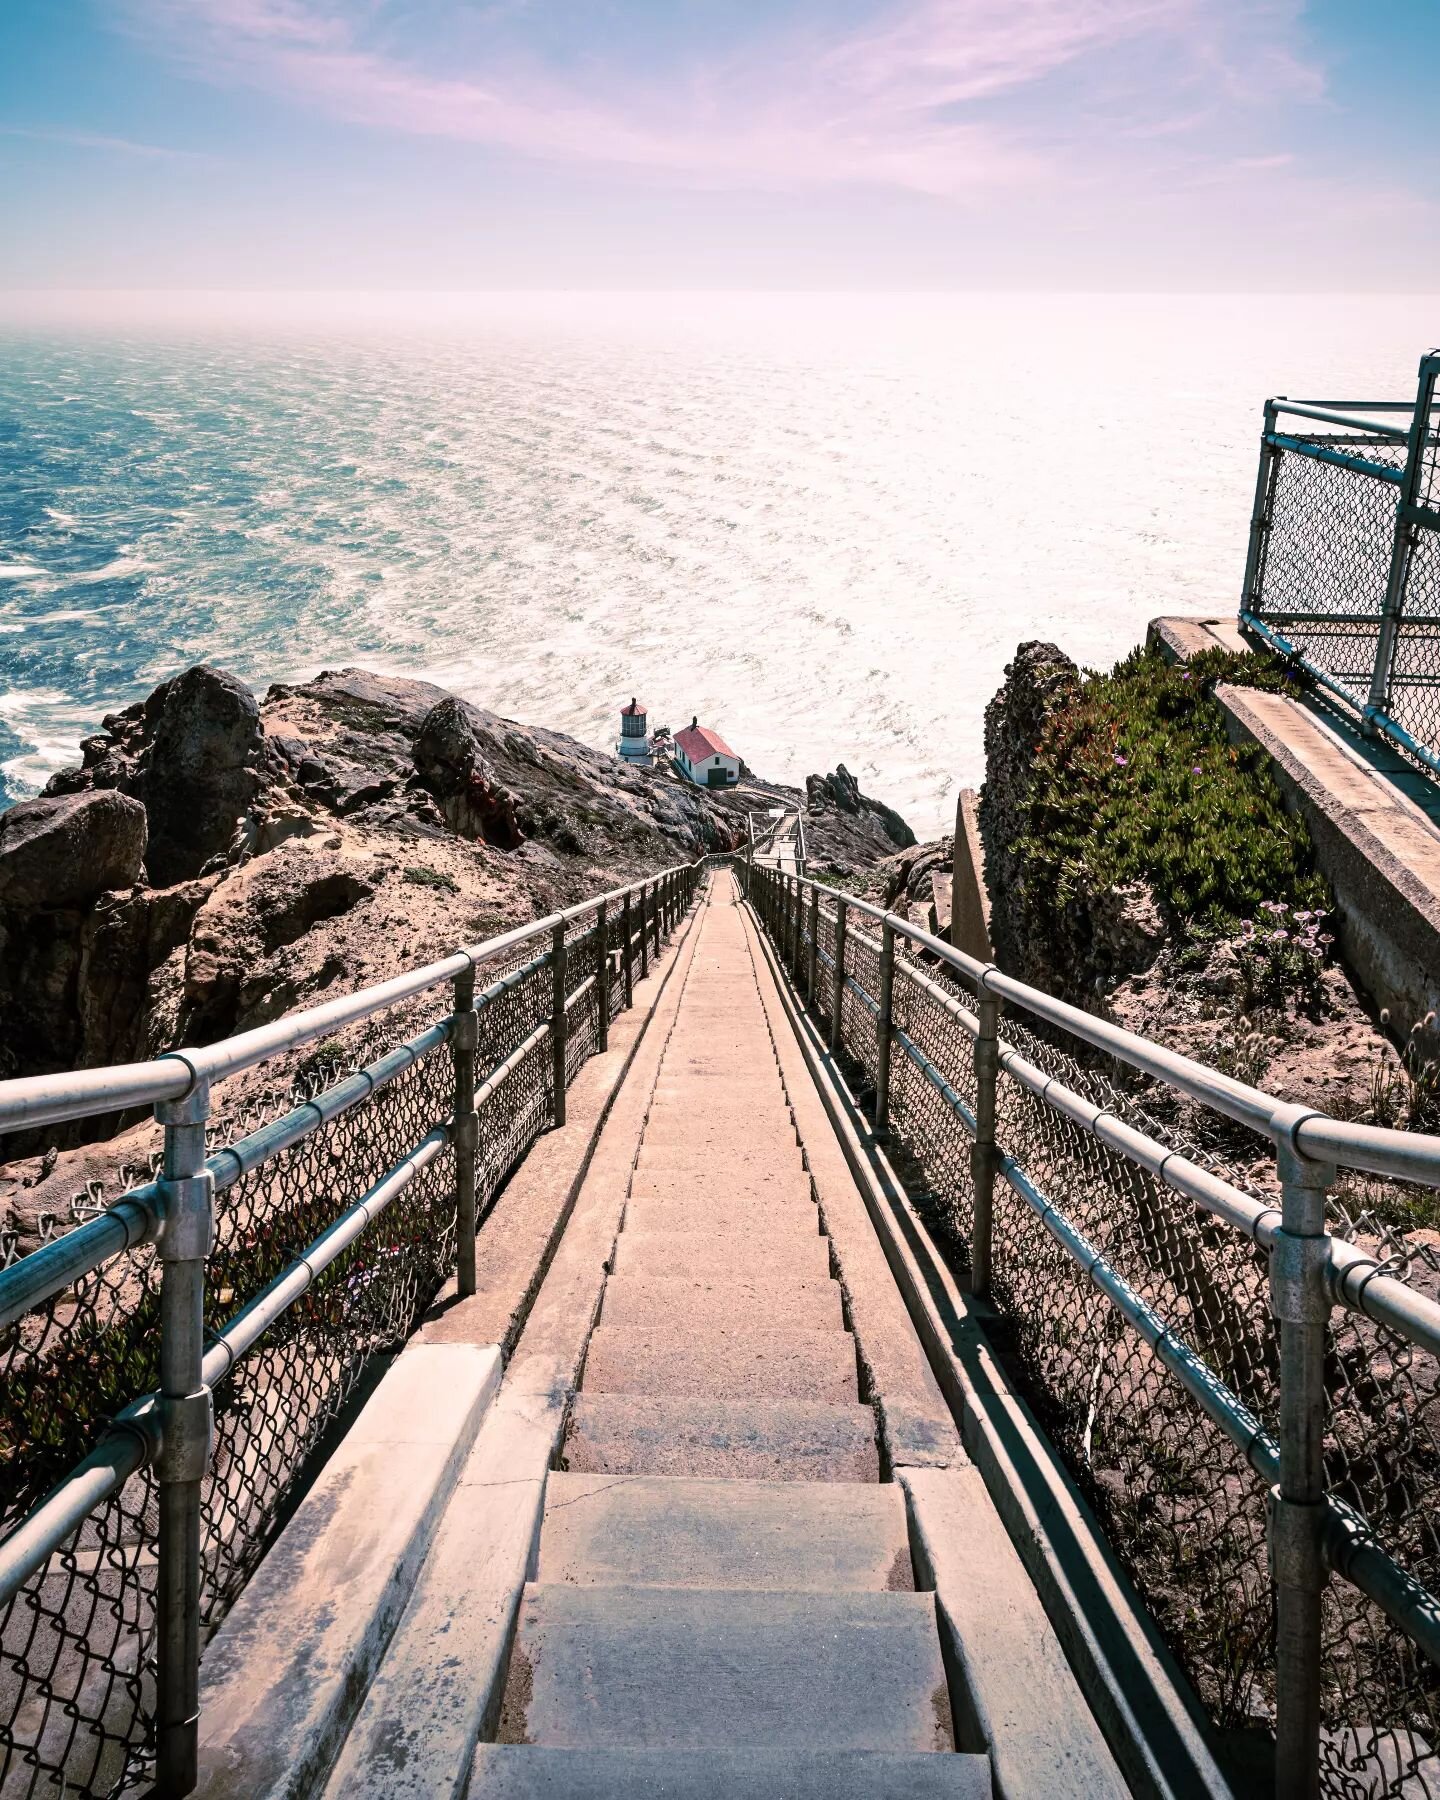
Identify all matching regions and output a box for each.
[616,697,653,768]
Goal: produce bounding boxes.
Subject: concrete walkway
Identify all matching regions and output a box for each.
[200,871,1133,1800]
[479,877,989,1795]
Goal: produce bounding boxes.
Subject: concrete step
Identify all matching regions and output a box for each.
[611,1230,832,1281]
[498,1586,952,1752]
[600,1273,845,1332]
[582,1324,858,1402]
[639,1121,799,1150]
[565,1392,879,1481]
[636,1140,805,1173]
[629,1170,814,1208]
[620,1196,818,1236]
[471,1745,992,1797]
[536,1474,912,1591]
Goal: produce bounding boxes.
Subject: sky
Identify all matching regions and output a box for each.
[0,0,1436,291]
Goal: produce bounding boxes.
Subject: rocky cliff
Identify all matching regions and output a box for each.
[0,664,912,1174]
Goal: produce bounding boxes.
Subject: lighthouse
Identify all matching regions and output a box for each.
[616,697,653,768]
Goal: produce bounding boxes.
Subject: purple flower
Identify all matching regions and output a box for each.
[1191,765,1202,774]
[1114,754,1128,766]
[1180,671,1192,681]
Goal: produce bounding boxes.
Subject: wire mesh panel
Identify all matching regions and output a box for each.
[1246,376,1440,775]
[751,868,1440,1798]
[0,866,699,1799]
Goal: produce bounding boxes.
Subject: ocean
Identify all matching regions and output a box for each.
[0,291,1435,837]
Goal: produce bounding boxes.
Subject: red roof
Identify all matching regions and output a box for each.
[621,698,646,717]
[675,723,736,762]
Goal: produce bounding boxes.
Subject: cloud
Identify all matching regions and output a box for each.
[121,0,1326,200]
[0,124,210,160]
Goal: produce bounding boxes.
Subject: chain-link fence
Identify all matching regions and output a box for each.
[756,864,1440,1798]
[0,863,699,1798]
[1242,352,1440,777]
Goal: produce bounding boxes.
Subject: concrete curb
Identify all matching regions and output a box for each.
[742,902,1235,1800]
[194,1341,503,1800]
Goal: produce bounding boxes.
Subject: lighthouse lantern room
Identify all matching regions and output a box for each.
[616,697,653,768]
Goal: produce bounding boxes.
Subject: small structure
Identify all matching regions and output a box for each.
[616,697,652,768]
[674,716,740,789]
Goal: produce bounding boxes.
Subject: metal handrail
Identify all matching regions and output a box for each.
[0,853,706,1796]
[752,859,1440,1797]
[0,865,701,1135]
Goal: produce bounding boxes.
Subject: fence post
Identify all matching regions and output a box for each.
[622,890,634,1008]
[1268,1105,1335,1800]
[452,961,478,1297]
[970,987,1000,1296]
[638,883,649,980]
[806,885,819,1002]
[154,1078,215,1798]
[1241,397,1281,615]
[831,899,848,1055]
[551,920,568,1128]
[791,877,802,973]
[595,900,609,1053]
[1368,353,1440,725]
[875,920,895,1131]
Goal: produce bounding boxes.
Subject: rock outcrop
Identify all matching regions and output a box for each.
[0,789,147,909]
[804,764,916,863]
[0,662,913,1162]
[978,641,1082,992]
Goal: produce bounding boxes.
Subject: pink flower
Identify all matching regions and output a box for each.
[1114,754,1128,766]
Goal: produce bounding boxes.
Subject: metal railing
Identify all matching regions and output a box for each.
[1241,349,1440,776]
[0,859,701,1797]
[752,863,1440,1800]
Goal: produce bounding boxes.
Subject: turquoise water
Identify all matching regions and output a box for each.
[1,292,1435,834]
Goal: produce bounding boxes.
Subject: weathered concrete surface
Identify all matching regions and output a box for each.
[195,1342,502,1800]
[903,1467,1128,1799]
[536,1474,912,1591]
[470,1744,993,1797]
[582,1323,859,1402]
[1146,614,1249,661]
[950,787,993,962]
[497,1585,955,1751]
[599,1271,846,1331]
[620,1193,819,1236]
[565,1392,881,1481]
[1218,681,1440,1042]
[611,1227,832,1280]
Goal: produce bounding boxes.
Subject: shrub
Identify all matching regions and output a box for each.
[404,864,458,894]
[1019,646,1327,939]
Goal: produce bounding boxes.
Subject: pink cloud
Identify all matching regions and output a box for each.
[127,0,1326,200]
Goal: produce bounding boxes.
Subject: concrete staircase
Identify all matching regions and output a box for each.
[477,886,991,1795]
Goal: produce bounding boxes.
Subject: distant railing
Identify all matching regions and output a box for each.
[0,859,701,1798]
[751,863,1440,1800]
[1241,349,1440,775]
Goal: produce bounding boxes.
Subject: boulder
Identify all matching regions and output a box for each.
[806,765,916,850]
[414,698,524,850]
[140,665,267,885]
[0,790,147,910]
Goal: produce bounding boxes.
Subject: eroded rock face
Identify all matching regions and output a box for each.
[979,641,1082,990]
[139,665,270,884]
[805,765,916,852]
[414,698,525,850]
[0,790,147,909]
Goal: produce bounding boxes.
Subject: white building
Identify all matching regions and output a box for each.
[673,717,740,789]
[616,697,653,768]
